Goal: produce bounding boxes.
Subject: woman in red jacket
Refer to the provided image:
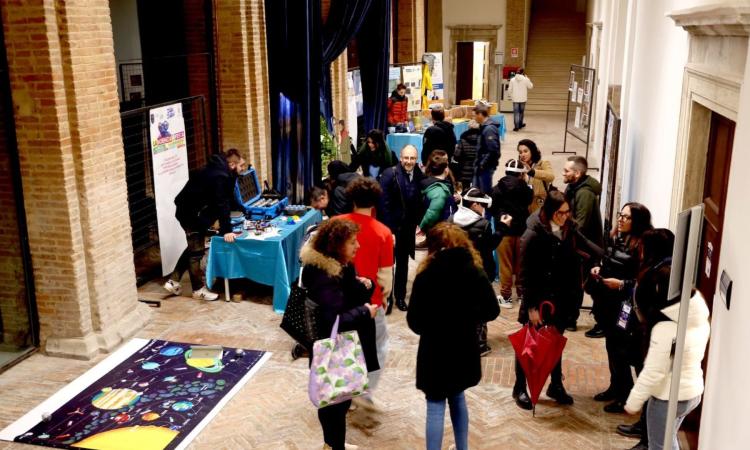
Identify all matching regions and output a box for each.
[387,83,409,127]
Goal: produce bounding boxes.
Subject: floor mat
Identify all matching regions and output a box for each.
[0,338,270,450]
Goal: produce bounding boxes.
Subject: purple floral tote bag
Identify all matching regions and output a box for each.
[308,316,369,408]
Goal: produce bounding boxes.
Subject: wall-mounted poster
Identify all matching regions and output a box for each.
[425,52,444,99]
[388,66,402,96]
[401,65,422,112]
[149,103,189,275]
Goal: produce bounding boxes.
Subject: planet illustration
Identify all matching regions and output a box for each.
[184,350,224,373]
[141,412,160,421]
[171,401,193,412]
[71,425,178,450]
[91,388,141,410]
[113,412,131,424]
[159,346,184,357]
[142,361,160,370]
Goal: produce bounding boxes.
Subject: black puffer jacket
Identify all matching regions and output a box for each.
[421,120,456,164]
[489,175,533,236]
[327,172,360,217]
[518,213,584,328]
[174,154,237,234]
[300,245,379,372]
[453,127,480,187]
[449,205,507,280]
[589,234,641,331]
[407,247,499,399]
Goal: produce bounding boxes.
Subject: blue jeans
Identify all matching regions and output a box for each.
[473,168,493,195]
[513,102,526,129]
[646,395,701,450]
[426,392,469,450]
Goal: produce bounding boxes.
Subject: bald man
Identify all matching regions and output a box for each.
[378,145,424,312]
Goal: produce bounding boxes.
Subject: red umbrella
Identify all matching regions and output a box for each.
[508,301,568,415]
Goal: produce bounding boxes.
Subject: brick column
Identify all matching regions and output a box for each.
[214,0,272,183]
[395,0,425,63]
[505,0,528,67]
[1,0,150,358]
[330,52,348,130]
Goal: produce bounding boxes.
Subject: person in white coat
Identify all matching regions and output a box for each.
[624,229,711,450]
[507,68,534,131]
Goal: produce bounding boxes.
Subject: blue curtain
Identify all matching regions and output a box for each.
[265,0,322,203]
[319,0,373,124]
[357,0,391,133]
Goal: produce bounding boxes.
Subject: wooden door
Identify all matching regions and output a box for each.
[455,42,474,103]
[682,112,735,448]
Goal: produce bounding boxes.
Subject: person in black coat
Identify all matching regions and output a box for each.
[421,107,456,165]
[378,144,424,312]
[452,121,481,188]
[299,219,379,450]
[407,222,500,450]
[165,149,244,301]
[512,190,585,410]
[325,160,360,217]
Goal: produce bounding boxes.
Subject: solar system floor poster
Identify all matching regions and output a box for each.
[0,338,270,450]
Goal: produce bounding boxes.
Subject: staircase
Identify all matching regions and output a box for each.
[524,3,586,112]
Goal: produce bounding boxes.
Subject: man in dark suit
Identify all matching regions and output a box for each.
[378,145,424,312]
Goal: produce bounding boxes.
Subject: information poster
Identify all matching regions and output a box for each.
[402,65,423,112]
[388,66,402,95]
[425,52,444,99]
[149,103,189,276]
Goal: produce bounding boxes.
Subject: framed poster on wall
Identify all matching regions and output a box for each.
[599,101,621,232]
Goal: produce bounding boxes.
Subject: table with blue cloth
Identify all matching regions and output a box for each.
[452,114,507,141]
[386,114,507,158]
[206,209,323,313]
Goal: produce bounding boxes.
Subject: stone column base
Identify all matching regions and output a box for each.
[44,303,152,360]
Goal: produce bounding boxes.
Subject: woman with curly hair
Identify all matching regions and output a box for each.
[407,223,500,450]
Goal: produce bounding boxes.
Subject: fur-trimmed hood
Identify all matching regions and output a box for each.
[299,243,343,278]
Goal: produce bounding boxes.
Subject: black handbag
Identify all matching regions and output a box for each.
[280,271,322,351]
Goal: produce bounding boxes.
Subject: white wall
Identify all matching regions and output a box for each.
[618,0,688,227]
[699,40,750,449]
[442,0,506,104]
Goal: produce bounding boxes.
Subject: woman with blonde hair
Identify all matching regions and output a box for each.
[407,223,500,450]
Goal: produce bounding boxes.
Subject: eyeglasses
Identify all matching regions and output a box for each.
[617,213,632,221]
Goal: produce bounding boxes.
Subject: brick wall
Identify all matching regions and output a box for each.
[505,0,528,66]
[330,52,348,129]
[1,0,150,358]
[395,0,425,64]
[214,0,272,184]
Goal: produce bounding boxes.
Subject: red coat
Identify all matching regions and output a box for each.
[387,96,409,126]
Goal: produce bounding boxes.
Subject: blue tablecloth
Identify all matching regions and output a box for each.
[452,114,507,141]
[386,133,422,158]
[386,114,507,158]
[206,209,323,313]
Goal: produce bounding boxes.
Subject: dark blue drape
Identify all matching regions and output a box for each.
[357,0,391,133]
[265,0,321,202]
[320,0,373,124]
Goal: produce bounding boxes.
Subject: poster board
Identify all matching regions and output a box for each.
[346,71,359,147]
[401,65,422,112]
[560,64,596,161]
[599,101,621,230]
[388,66,402,96]
[425,52,444,99]
[149,103,189,276]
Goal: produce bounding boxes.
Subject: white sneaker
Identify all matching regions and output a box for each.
[163,280,182,296]
[448,445,457,450]
[192,287,219,301]
[344,444,359,450]
[497,295,513,309]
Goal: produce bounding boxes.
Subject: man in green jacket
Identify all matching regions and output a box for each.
[563,155,604,334]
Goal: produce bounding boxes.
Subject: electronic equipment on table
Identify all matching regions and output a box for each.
[235,168,288,220]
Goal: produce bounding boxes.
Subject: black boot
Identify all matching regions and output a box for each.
[617,422,643,438]
[385,297,394,315]
[546,384,574,405]
[513,388,532,410]
[594,387,617,401]
[604,400,626,413]
[585,324,605,338]
[395,298,408,311]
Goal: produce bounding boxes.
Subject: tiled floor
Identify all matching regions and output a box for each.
[0,113,639,449]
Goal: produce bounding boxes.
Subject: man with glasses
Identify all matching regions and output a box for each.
[379,145,424,312]
[562,155,605,334]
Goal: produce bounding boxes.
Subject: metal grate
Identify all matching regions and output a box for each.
[121,96,210,279]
